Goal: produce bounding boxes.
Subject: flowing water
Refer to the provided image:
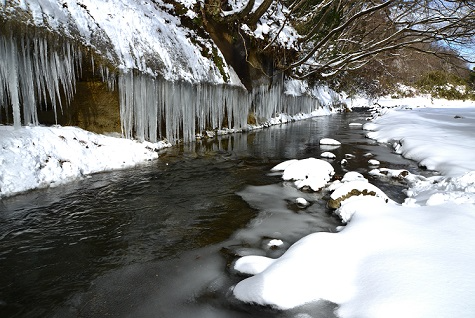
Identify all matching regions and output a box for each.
[0,112,431,317]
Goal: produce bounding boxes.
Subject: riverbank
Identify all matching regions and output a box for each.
[0,126,170,198]
[231,100,475,317]
[0,106,333,198]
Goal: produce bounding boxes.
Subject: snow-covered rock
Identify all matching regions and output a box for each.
[272,158,335,191]
[368,159,380,166]
[328,181,389,210]
[321,151,336,159]
[2,0,231,84]
[295,197,310,207]
[319,138,341,146]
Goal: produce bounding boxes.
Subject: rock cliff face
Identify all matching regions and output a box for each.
[0,0,241,136]
[0,1,339,143]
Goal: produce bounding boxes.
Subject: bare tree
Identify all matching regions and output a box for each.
[211,0,475,80]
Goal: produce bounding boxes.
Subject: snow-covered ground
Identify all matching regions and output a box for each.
[0,125,170,198]
[232,98,475,317]
[2,94,475,317]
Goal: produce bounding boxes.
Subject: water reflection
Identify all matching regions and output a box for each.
[0,113,427,317]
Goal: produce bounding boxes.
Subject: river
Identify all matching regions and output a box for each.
[0,112,430,317]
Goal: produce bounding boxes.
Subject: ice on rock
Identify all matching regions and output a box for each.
[116,73,331,144]
[118,73,252,144]
[1,22,335,146]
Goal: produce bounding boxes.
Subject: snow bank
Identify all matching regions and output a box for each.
[364,107,475,177]
[232,103,475,317]
[0,125,170,198]
[343,92,475,110]
[233,198,475,317]
[233,175,475,317]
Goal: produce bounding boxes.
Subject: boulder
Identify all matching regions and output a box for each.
[328,181,389,209]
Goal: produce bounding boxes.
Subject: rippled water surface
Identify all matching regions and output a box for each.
[0,112,429,317]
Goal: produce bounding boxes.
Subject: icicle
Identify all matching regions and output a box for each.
[91,54,95,75]
[0,31,82,127]
[100,65,116,91]
[19,36,38,125]
[115,72,328,144]
[5,34,21,128]
[119,72,134,139]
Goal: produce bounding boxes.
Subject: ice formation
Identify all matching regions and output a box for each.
[117,72,328,144]
[0,31,331,144]
[0,17,335,145]
[0,31,81,127]
[118,72,251,143]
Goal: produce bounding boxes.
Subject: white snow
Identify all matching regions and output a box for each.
[268,239,284,247]
[364,107,475,176]
[368,159,380,166]
[272,158,335,191]
[232,101,475,317]
[341,171,367,183]
[234,0,300,50]
[295,197,310,207]
[0,125,170,198]
[319,138,341,145]
[2,0,231,83]
[320,151,336,159]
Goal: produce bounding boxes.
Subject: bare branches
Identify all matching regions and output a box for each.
[287,0,475,78]
[211,0,475,80]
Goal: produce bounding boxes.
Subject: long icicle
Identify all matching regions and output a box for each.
[0,31,82,127]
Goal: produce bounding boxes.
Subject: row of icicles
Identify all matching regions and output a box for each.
[0,32,327,144]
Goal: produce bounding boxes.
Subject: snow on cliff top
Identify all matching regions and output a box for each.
[1,0,232,83]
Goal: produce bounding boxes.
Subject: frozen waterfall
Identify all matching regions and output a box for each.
[0,31,81,127]
[118,72,326,144]
[0,32,331,145]
[118,73,250,143]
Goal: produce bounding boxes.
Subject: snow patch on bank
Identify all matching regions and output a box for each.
[0,125,170,198]
[364,107,475,177]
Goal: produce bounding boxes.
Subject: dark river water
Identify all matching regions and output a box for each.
[0,112,429,318]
